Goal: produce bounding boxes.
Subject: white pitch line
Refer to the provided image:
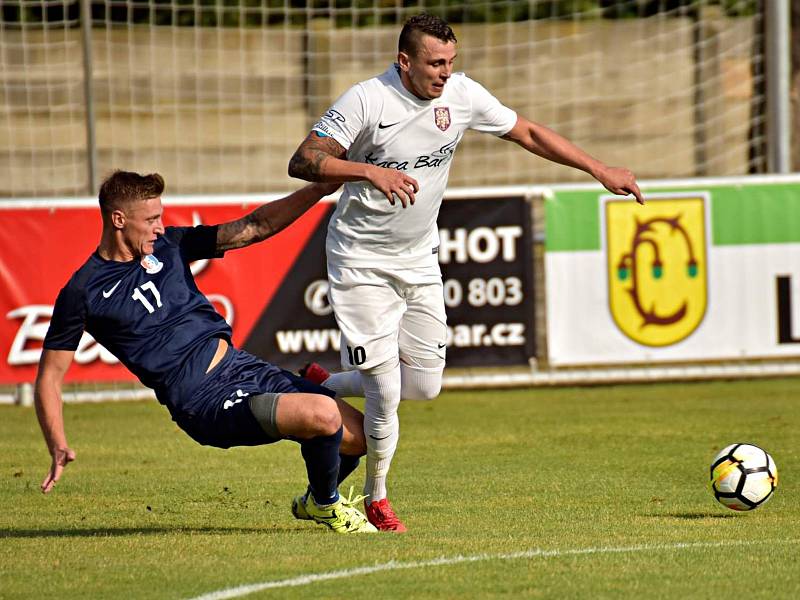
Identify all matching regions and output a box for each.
[188,538,799,600]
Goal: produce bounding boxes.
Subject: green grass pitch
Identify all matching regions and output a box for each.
[2,378,798,599]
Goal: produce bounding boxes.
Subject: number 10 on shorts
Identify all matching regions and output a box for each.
[347,345,366,366]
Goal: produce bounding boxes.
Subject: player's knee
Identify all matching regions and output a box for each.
[306,394,342,436]
[363,356,400,377]
[400,362,443,401]
[402,380,441,401]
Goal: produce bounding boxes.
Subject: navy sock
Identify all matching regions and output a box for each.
[338,454,360,485]
[301,425,343,506]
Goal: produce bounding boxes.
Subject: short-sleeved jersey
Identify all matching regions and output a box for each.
[312,64,517,269]
[43,225,230,411]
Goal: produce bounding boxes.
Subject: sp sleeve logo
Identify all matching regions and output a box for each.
[604,195,708,347]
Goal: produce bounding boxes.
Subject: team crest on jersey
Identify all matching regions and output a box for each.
[140,254,163,274]
[434,107,451,131]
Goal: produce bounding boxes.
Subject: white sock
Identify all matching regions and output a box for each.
[322,370,363,398]
[400,363,443,401]
[361,364,401,503]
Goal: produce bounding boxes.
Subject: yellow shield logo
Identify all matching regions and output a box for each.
[605,195,708,347]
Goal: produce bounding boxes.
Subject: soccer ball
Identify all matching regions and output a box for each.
[710,443,778,511]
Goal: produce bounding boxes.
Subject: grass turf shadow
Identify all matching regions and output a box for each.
[643,511,740,520]
[0,525,295,539]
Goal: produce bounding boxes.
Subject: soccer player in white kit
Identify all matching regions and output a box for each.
[289,13,644,531]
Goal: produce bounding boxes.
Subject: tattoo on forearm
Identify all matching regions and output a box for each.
[309,148,329,178]
[289,133,346,181]
[217,210,274,252]
[288,152,319,181]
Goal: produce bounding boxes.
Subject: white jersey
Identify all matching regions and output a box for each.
[313,64,517,269]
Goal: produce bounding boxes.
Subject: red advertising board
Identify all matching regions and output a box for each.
[0,200,329,383]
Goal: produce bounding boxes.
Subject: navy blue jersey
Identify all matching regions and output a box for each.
[44,225,231,410]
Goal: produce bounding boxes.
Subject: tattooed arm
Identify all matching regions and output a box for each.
[288,132,352,182]
[289,131,419,207]
[215,182,339,252]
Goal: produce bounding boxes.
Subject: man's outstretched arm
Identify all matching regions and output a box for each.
[288,132,419,207]
[215,182,340,252]
[35,349,76,493]
[501,116,644,205]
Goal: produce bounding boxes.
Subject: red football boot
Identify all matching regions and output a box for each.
[364,498,407,532]
[299,362,330,386]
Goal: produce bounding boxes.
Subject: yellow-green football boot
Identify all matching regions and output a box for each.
[292,488,377,533]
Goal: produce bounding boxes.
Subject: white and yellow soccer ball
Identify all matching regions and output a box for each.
[710,443,778,511]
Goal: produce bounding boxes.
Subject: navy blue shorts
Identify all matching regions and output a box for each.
[171,347,335,449]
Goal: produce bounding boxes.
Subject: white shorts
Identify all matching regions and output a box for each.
[328,264,447,372]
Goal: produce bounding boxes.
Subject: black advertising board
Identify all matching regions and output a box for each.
[437,195,535,366]
[242,195,535,370]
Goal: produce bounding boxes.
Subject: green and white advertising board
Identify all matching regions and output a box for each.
[545,176,800,366]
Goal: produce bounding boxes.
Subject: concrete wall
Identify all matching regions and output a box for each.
[0,17,757,197]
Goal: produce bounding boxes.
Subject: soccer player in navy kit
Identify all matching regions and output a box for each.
[34,170,377,533]
[289,14,644,531]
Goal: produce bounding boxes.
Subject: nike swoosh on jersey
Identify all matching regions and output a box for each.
[378,121,399,129]
[369,433,392,440]
[102,280,122,298]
